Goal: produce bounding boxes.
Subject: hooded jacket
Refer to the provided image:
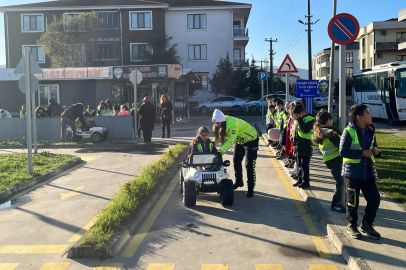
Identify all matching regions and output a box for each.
[313,126,342,169]
[62,104,87,126]
[292,113,314,157]
[339,121,381,180]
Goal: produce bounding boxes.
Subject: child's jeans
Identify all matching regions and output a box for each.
[331,165,344,206]
[297,156,311,183]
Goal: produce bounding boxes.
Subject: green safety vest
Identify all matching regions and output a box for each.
[130,108,134,114]
[104,108,113,115]
[85,109,95,115]
[318,129,341,162]
[197,143,214,152]
[343,127,375,164]
[297,115,314,140]
[20,110,27,118]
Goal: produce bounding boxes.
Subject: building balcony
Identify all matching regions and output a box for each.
[234,58,250,69]
[233,28,249,46]
[399,34,406,50]
[375,42,399,52]
[320,74,330,81]
[320,60,330,68]
[399,8,406,22]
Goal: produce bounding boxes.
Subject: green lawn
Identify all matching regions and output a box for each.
[375,133,406,208]
[0,152,77,192]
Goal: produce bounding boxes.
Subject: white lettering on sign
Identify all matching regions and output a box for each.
[33,67,111,80]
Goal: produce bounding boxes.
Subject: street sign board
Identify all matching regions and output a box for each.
[296,80,319,98]
[318,80,329,97]
[258,72,268,81]
[130,70,143,85]
[328,13,360,45]
[277,54,298,73]
[14,54,42,75]
[18,74,39,94]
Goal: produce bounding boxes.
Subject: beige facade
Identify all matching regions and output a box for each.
[357,18,406,70]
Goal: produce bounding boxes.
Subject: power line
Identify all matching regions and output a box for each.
[270,0,296,37]
[274,30,306,61]
[275,23,304,52]
[276,25,306,56]
[273,0,305,37]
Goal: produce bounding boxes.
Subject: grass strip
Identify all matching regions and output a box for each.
[375,133,406,208]
[0,152,77,191]
[81,144,187,249]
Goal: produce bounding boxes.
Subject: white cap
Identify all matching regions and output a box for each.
[212,109,226,123]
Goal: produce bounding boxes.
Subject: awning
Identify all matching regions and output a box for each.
[181,68,200,82]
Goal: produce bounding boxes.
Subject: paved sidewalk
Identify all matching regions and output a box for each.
[252,117,406,270]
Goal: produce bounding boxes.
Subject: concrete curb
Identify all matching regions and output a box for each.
[67,149,188,259]
[0,143,171,150]
[0,157,82,202]
[255,124,371,270]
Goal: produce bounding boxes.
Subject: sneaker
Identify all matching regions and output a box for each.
[161,134,165,138]
[298,182,310,189]
[360,220,381,239]
[233,182,244,190]
[247,190,254,198]
[331,203,346,213]
[347,223,362,239]
[293,179,302,187]
[289,163,298,175]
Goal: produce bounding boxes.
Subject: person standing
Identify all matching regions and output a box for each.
[47,98,64,117]
[138,96,156,143]
[212,109,259,198]
[20,105,27,119]
[159,94,173,138]
[61,103,88,142]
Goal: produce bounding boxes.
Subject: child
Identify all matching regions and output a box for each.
[35,106,47,119]
[0,109,12,119]
[20,105,27,119]
[104,99,115,116]
[340,104,381,240]
[275,100,288,158]
[85,105,96,117]
[117,105,130,116]
[291,103,314,189]
[283,103,296,169]
[76,112,94,129]
[313,109,345,213]
[189,126,217,154]
[266,105,275,131]
[97,101,105,116]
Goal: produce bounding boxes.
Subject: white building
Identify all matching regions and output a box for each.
[357,17,406,70]
[399,8,406,50]
[312,42,360,82]
[165,1,251,104]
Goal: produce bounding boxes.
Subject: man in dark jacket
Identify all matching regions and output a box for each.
[138,96,156,143]
[61,103,87,142]
[340,104,381,240]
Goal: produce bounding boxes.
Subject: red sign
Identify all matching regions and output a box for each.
[277,54,298,73]
[328,13,360,45]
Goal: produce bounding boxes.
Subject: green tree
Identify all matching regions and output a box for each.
[209,52,235,96]
[334,78,354,96]
[248,57,260,98]
[143,34,181,64]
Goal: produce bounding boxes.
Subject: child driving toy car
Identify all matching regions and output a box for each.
[189,126,218,154]
[76,112,94,129]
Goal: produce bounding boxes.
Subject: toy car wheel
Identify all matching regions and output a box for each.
[180,171,184,194]
[219,179,234,206]
[276,151,282,159]
[183,180,196,207]
[66,133,74,142]
[91,132,102,143]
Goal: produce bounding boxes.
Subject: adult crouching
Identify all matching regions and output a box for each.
[61,103,88,142]
[159,94,173,138]
[138,96,156,143]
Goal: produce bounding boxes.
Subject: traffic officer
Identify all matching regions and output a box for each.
[212,109,259,197]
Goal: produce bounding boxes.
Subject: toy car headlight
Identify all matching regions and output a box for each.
[218,172,224,178]
[194,172,200,179]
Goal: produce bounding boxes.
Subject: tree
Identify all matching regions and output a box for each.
[143,34,181,64]
[334,78,354,97]
[38,12,121,67]
[248,57,260,98]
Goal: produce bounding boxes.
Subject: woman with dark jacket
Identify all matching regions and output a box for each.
[47,98,64,117]
[159,94,173,138]
[138,96,157,143]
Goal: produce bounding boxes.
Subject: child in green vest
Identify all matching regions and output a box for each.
[20,105,27,119]
[189,126,217,154]
[35,106,47,119]
[313,109,345,213]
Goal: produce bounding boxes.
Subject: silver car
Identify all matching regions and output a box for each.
[197,96,248,113]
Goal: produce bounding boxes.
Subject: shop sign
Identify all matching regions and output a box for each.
[112,65,168,80]
[35,67,111,80]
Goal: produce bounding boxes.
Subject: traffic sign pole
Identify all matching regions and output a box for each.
[24,47,33,174]
[134,76,138,139]
[339,45,346,132]
[286,73,290,103]
[32,93,37,154]
[261,80,264,124]
[328,0,338,116]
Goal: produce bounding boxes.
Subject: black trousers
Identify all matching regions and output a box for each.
[346,177,380,225]
[161,119,171,135]
[143,129,153,143]
[331,165,344,206]
[61,117,76,142]
[297,156,311,183]
[233,138,259,191]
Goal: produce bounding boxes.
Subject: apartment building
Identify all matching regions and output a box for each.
[399,8,406,50]
[312,42,359,82]
[356,17,406,70]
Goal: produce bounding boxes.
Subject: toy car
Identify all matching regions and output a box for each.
[66,121,108,143]
[180,152,234,207]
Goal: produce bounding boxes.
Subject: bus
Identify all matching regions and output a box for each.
[353,61,406,125]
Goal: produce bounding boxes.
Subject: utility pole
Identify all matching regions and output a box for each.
[307,0,312,80]
[265,38,277,93]
[328,0,337,115]
[259,60,265,71]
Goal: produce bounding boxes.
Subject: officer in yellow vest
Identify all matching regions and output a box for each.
[340,104,381,240]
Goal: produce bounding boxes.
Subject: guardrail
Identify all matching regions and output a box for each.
[234,58,250,67]
[375,42,398,50]
[233,28,249,37]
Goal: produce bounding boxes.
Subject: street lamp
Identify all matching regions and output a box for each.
[298,19,305,24]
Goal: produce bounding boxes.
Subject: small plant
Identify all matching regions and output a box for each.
[21,136,27,145]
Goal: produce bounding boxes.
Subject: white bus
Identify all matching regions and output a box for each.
[353,61,406,125]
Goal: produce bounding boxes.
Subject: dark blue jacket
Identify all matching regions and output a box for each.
[339,121,381,180]
[62,104,86,126]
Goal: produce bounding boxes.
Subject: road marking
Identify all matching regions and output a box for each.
[93,262,124,269]
[309,265,339,270]
[201,265,228,270]
[255,265,283,270]
[147,263,175,270]
[79,155,103,163]
[0,245,69,254]
[68,215,99,242]
[60,186,85,199]
[120,170,179,258]
[39,263,71,270]
[262,141,332,259]
[0,263,20,270]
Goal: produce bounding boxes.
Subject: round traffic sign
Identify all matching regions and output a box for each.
[18,74,39,94]
[328,13,360,45]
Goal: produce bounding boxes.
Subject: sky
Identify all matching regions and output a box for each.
[0,0,405,69]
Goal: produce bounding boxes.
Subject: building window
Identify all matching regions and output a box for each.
[396,55,406,61]
[187,14,207,29]
[112,82,134,106]
[188,44,207,60]
[92,43,120,61]
[362,58,366,69]
[361,37,365,54]
[194,74,208,90]
[65,44,86,62]
[369,34,374,46]
[130,43,152,61]
[346,67,353,78]
[346,52,353,63]
[130,12,152,30]
[396,32,406,43]
[38,85,59,109]
[64,13,85,31]
[22,14,44,32]
[22,45,45,63]
[95,12,119,29]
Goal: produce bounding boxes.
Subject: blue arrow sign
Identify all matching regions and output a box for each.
[258,72,267,81]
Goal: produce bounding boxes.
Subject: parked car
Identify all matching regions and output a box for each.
[244,94,301,112]
[313,97,336,108]
[197,96,248,113]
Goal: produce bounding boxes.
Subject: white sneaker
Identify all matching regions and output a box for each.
[288,162,298,174]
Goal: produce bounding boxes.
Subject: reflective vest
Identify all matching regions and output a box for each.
[197,143,214,152]
[274,109,283,128]
[343,127,375,164]
[85,109,95,115]
[130,108,134,114]
[297,115,314,140]
[318,130,341,162]
[20,110,27,118]
[104,108,113,116]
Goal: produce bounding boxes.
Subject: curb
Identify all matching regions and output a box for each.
[0,143,170,150]
[0,157,82,202]
[255,124,371,270]
[67,149,188,259]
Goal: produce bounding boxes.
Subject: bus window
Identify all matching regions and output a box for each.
[377,72,388,97]
[354,76,362,92]
[398,69,406,98]
[362,76,369,91]
[369,74,377,91]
